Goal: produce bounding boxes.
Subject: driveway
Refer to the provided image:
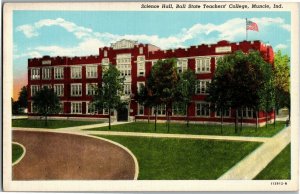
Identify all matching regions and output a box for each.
[12,130,136,180]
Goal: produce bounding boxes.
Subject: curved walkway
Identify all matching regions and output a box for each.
[12,130,136,180]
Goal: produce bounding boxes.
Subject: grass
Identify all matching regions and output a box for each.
[87,121,286,137]
[12,143,24,163]
[254,144,291,180]
[12,119,103,129]
[96,135,261,180]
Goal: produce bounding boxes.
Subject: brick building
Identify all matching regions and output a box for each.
[27,39,274,125]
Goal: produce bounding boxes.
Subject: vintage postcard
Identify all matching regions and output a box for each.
[2,1,299,191]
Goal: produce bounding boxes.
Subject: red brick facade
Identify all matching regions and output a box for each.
[28,39,274,125]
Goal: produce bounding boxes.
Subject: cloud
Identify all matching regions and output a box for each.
[34,38,105,56]
[274,43,288,50]
[16,18,93,39]
[16,16,291,57]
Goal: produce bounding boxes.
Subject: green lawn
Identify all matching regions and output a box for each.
[87,121,286,137]
[255,144,291,180]
[12,143,24,163]
[97,135,261,180]
[12,119,103,129]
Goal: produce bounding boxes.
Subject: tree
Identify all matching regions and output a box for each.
[207,61,232,133]
[31,86,60,126]
[150,58,179,132]
[18,86,28,109]
[92,64,125,130]
[207,51,275,132]
[274,50,290,121]
[12,98,20,115]
[135,84,155,124]
[175,69,197,127]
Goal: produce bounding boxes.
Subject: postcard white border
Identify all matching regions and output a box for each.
[3,2,299,191]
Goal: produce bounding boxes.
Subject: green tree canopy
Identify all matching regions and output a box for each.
[18,86,28,108]
[207,50,275,131]
[274,50,290,117]
[32,86,60,126]
[92,64,125,129]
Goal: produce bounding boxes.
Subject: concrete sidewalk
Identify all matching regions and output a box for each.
[218,126,290,180]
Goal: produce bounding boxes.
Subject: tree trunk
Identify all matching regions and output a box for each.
[45,114,48,127]
[240,107,243,132]
[155,105,157,131]
[167,111,170,133]
[256,110,258,131]
[186,103,189,127]
[148,107,150,124]
[221,108,223,134]
[235,109,238,134]
[108,107,111,130]
[265,111,268,128]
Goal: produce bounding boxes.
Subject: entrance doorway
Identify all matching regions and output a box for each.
[117,106,128,121]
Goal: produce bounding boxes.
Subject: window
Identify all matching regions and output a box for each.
[195,57,211,73]
[71,66,82,79]
[177,59,188,73]
[123,83,131,95]
[31,68,40,80]
[153,105,166,116]
[117,54,131,78]
[137,56,145,77]
[104,50,107,57]
[137,82,145,93]
[54,67,64,79]
[42,84,52,89]
[42,68,51,80]
[172,103,185,116]
[196,102,210,117]
[71,102,82,114]
[71,84,82,96]
[87,103,98,114]
[138,104,144,115]
[139,47,143,55]
[31,85,40,96]
[86,65,98,78]
[196,80,210,94]
[86,83,97,96]
[237,107,256,118]
[216,108,231,117]
[54,84,64,96]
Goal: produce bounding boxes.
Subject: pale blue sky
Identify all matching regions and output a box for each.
[13,11,291,78]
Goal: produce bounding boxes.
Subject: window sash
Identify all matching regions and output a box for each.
[196,57,211,73]
[196,80,210,94]
[71,84,82,96]
[86,83,97,96]
[138,104,144,115]
[71,67,82,79]
[54,84,64,96]
[42,68,51,79]
[31,68,40,80]
[54,67,64,79]
[196,103,210,116]
[86,66,98,78]
[71,102,82,114]
[31,85,40,96]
